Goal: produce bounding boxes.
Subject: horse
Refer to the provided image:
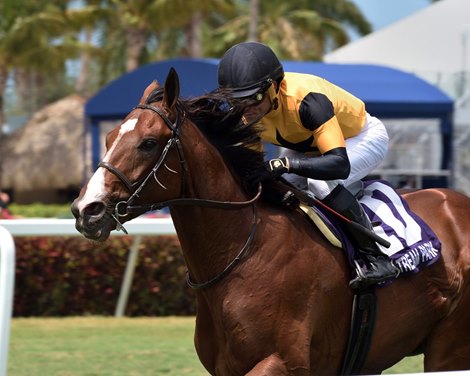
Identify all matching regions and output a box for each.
[72,68,470,375]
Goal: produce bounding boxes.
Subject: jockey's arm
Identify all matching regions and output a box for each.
[288,147,350,180]
[287,115,350,180]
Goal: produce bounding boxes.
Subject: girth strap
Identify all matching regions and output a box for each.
[340,287,377,375]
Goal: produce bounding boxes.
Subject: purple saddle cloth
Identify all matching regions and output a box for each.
[314,179,441,278]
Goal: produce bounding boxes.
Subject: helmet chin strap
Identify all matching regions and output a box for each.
[266,84,279,111]
[272,97,279,110]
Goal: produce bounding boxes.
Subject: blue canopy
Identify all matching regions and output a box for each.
[86,58,453,120]
[85,58,453,183]
[86,58,219,120]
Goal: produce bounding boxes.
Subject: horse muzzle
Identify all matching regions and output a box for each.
[71,199,116,241]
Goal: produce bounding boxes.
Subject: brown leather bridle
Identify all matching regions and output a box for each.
[98,102,262,289]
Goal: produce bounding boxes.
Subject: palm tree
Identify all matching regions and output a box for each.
[0,0,101,180]
[0,0,25,128]
[207,0,371,60]
[65,1,108,96]
[150,0,235,58]
[4,2,92,112]
[86,0,235,83]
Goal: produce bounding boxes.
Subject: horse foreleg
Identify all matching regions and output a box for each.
[245,354,288,375]
[245,353,308,376]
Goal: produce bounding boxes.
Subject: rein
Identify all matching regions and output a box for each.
[100,102,263,290]
[186,200,259,290]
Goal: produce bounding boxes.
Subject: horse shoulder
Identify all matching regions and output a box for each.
[195,206,353,374]
[252,206,353,366]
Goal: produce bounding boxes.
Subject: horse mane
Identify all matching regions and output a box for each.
[145,87,296,208]
[145,87,266,193]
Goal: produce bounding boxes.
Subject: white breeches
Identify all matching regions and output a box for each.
[280,113,389,199]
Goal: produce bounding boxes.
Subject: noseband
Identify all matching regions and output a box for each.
[98,102,262,289]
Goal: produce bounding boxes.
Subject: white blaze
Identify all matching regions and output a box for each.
[76,118,138,212]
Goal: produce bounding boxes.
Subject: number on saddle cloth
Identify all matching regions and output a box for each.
[300,179,441,283]
[360,180,441,276]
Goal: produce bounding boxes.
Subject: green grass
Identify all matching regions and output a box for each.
[385,355,423,374]
[9,317,207,376]
[8,317,422,375]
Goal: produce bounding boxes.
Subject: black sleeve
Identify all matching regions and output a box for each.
[288,147,350,181]
[298,92,335,131]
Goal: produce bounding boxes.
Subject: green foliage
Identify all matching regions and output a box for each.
[9,203,73,218]
[13,235,196,317]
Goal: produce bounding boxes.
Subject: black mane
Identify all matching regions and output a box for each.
[145,87,297,208]
[145,87,266,192]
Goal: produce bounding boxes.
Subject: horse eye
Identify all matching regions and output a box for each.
[139,139,158,152]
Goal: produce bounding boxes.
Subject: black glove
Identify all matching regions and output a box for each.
[266,158,289,176]
[246,157,290,186]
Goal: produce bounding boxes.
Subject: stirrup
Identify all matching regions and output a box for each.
[349,259,399,290]
[349,260,368,290]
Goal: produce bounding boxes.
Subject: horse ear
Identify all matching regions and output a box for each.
[139,81,159,104]
[163,67,180,110]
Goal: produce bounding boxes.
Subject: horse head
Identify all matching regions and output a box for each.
[72,68,185,241]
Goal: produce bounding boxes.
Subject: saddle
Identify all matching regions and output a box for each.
[281,179,441,281]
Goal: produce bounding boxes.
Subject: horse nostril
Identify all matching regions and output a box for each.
[84,201,107,220]
[71,201,80,219]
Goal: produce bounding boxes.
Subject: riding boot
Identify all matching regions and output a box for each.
[322,184,400,290]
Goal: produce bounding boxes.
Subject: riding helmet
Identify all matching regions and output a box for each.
[218,42,284,98]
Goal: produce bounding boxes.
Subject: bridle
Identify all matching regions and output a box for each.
[98,102,262,290]
[98,103,187,228]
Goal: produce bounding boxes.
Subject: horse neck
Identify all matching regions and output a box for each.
[170,122,255,285]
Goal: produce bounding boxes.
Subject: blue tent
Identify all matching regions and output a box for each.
[85,58,453,185]
[86,58,219,120]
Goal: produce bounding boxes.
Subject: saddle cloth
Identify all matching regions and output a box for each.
[300,179,441,276]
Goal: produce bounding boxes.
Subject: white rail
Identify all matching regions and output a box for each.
[0,217,176,316]
[0,226,15,376]
[374,169,451,189]
[0,217,175,236]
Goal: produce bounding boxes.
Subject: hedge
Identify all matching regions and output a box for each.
[13,235,196,317]
[9,203,73,218]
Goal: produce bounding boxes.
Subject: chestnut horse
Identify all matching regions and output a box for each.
[72,69,470,375]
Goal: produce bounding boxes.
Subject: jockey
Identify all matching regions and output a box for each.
[217,41,400,290]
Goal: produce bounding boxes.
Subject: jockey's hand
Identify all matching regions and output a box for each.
[266,157,290,176]
[247,157,290,185]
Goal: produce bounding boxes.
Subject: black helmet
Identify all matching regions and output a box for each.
[218,42,284,98]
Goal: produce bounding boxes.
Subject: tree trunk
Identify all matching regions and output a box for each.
[248,0,259,41]
[126,27,148,72]
[75,26,93,96]
[184,11,202,57]
[0,64,8,190]
[35,71,47,109]
[14,68,33,115]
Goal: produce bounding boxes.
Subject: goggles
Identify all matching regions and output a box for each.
[247,90,266,103]
[228,90,265,108]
